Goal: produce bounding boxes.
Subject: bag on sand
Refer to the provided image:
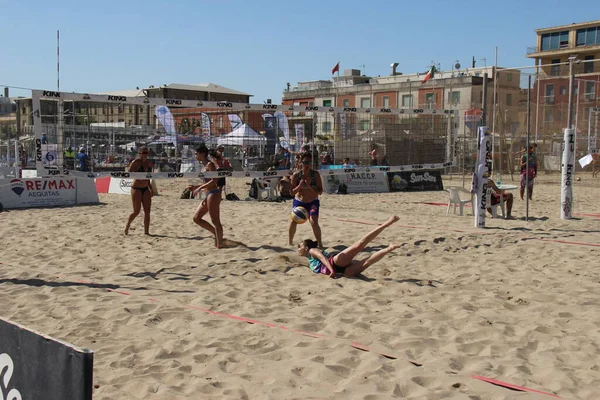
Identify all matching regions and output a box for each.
[180,188,194,199]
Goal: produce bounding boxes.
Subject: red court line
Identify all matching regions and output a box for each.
[472,375,561,398]
[536,238,600,247]
[41,270,400,361]
[574,212,600,218]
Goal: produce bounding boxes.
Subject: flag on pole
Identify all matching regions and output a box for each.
[331,62,340,75]
[227,114,243,130]
[421,65,435,84]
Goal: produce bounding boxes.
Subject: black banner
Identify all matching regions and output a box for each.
[0,317,93,400]
[388,170,444,192]
[264,117,277,159]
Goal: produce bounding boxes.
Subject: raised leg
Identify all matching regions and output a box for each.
[333,216,399,267]
[344,243,402,276]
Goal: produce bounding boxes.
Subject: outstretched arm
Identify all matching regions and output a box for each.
[309,248,334,277]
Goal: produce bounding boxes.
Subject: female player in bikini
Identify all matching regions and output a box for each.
[189,145,225,248]
[297,215,401,278]
[124,146,153,235]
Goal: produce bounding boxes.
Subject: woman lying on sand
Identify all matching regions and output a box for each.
[297,215,401,278]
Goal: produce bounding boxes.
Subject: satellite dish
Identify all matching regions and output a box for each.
[455,62,461,70]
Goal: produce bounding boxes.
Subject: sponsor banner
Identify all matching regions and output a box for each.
[43,144,59,167]
[264,116,278,156]
[228,114,243,130]
[201,113,211,137]
[0,316,93,400]
[474,126,490,228]
[33,89,459,116]
[323,171,389,194]
[0,178,77,208]
[154,106,176,135]
[63,162,454,180]
[387,170,444,192]
[274,111,290,145]
[560,128,575,219]
[108,178,134,195]
[294,123,305,148]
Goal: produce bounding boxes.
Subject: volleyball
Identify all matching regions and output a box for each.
[291,206,309,224]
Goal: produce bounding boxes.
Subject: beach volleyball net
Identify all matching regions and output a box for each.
[30,89,458,179]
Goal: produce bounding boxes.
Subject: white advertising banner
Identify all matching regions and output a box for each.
[0,177,78,208]
[322,171,389,194]
[560,128,575,219]
[108,178,134,195]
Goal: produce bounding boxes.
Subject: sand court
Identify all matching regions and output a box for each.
[0,175,599,399]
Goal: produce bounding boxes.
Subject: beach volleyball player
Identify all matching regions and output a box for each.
[288,152,324,247]
[298,215,401,278]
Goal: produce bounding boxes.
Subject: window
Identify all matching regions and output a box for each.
[507,73,513,82]
[360,119,369,130]
[506,93,512,106]
[402,94,412,107]
[322,99,332,107]
[128,105,133,113]
[424,93,436,107]
[560,86,567,96]
[448,91,460,105]
[545,84,554,97]
[322,121,332,132]
[584,55,594,73]
[544,109,553,123]
[541,31,569,51]
[576,27,600,46]
[585,82,596,100]
[360,98,371,108]
[342,99,350,107]
[382,96,390,108]
[551,59,561,77]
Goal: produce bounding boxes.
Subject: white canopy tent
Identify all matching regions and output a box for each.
[217,124,266,147]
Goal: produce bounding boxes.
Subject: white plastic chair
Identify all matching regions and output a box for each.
[257,179,279,201]
[486,187,506,219]
[446,186,474,216]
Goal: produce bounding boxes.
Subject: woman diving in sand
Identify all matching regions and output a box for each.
[297,215,401,278]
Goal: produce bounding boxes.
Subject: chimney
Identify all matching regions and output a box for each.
[3,87,8,98]
[390,62,399,76]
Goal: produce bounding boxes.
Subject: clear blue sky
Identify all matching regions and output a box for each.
[0,0,597,103]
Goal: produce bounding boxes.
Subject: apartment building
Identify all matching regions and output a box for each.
[14,83,252,132]
[281,66,522,142]
[526,20,600,142]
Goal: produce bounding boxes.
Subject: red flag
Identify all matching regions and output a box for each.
[331,62,340,75]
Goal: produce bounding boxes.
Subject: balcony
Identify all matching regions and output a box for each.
[526,43,575,58]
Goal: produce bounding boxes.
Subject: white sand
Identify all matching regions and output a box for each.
[1,173,599,399]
